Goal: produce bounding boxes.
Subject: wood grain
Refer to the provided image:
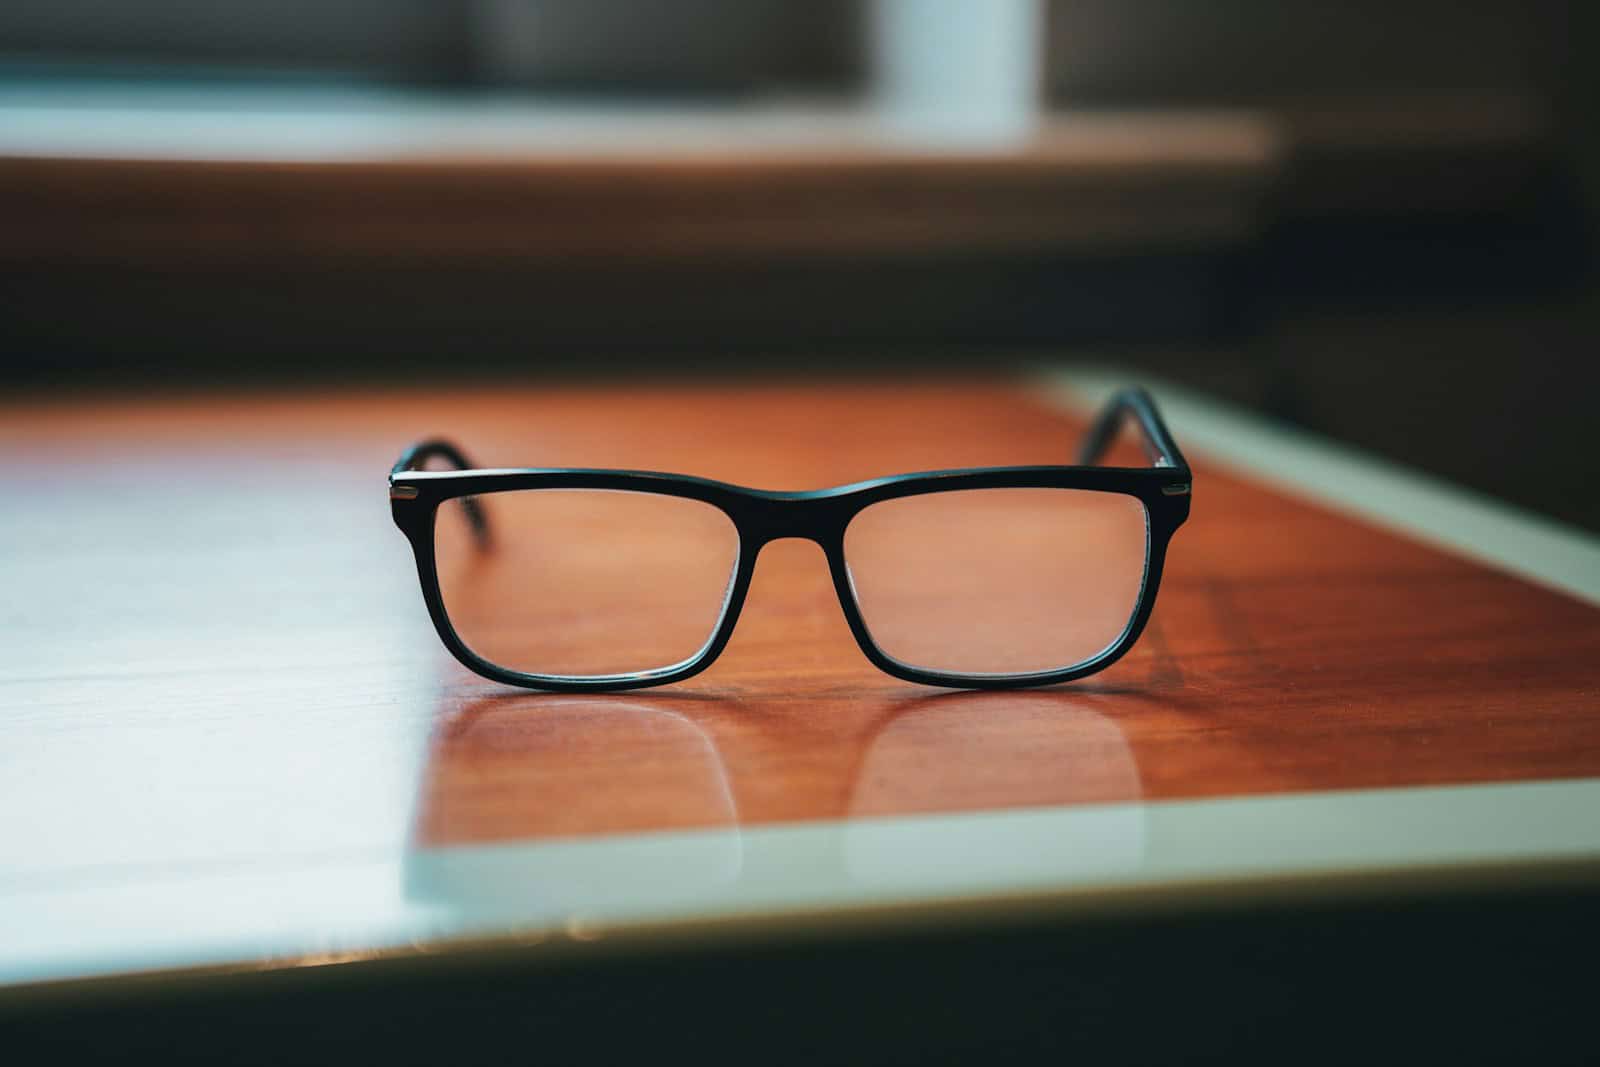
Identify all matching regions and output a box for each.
[1,380,1597,879]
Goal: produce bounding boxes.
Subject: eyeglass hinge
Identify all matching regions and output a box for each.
[1161,483,1191,496]
[389,484,420,500]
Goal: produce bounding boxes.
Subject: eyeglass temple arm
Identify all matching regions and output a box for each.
[391,439,492,548]
[1075,388,1190,471]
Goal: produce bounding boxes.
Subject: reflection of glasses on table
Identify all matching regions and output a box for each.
[389,388,1190,692]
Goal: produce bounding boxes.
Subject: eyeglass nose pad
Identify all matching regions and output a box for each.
[717,559,741,614]
[841,558,862,604]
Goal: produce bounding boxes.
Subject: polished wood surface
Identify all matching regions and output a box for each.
[2,380,1598,875]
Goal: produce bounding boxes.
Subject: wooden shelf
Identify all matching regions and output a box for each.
[0,91,1277,264]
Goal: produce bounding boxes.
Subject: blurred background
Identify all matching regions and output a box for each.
[2,1,1596,528]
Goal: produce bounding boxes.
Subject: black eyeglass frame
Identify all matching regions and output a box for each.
[390,388,1190,692]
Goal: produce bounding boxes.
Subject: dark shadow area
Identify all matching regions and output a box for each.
[5,877,1597,1065]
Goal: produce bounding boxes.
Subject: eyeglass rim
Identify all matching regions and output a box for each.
[391,462,1188,692]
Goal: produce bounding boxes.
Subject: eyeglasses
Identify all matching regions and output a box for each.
[389,388,1189,692]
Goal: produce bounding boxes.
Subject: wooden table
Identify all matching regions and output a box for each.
[3,373,1598,1063]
